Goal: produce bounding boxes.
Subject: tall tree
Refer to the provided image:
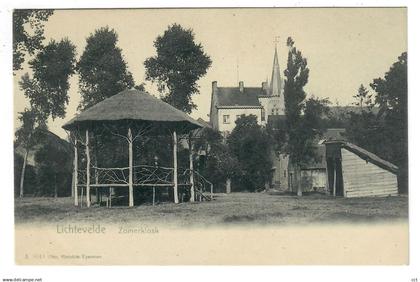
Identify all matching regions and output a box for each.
[283,37,330,196]
[144,24,212,114]
[15,109,47,198]
[17,38,76,197]
[371,52,408,193]
[20,38,77,119]
[13,9,54,71]
[77,27,135,110]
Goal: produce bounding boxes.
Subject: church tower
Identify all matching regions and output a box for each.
[270,46,283,96]
[266,45,285,116]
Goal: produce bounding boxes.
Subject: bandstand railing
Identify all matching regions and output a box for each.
[76,165,213,206]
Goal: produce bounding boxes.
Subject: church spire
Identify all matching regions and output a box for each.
[270,45,282,96]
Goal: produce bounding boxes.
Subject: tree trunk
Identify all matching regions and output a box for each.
[71,170,75,198]
[73,140,78,206]
[128,128,134,207]
[226,178,231,194]
[54,174,58,198]
[85,129,91,208]
[173,131,179,204]
[189,134,195,202]
[295,163,302,197]
[19,149,29,198]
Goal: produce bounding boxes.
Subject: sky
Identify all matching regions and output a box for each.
[13,8,407,139]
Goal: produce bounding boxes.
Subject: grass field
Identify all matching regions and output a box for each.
[14,192,408,227]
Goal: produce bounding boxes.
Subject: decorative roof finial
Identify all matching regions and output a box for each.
[274,36,281,49]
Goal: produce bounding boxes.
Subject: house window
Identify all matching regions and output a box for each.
[261,109,265,121]
[223,115,230,124]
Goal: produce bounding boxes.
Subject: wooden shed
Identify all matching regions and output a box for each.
[324,141,398,197]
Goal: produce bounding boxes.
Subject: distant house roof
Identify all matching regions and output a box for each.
[324,140,398,174]
[216,87,264,108]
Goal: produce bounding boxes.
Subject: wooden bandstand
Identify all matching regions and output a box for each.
[63,89,213,207]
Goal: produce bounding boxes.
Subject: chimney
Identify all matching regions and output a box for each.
[262,81,268,90]
[212,81,218,91]
[239,81,244,92]
[262,81,269,95]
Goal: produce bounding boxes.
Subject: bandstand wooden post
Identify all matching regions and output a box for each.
[73,138,78,206]
[128,127,134,207]
[85,129,91,208]
[189,133,195,202]
[173,130,179,204]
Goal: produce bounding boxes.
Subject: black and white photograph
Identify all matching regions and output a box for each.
[1,3,418,278]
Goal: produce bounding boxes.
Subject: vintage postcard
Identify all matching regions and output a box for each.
[11,7,408,266]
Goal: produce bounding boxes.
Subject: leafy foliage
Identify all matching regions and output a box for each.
[227,115,272,192]
[77,27,135,110]
[15,108,48,150]
[353,84,373,110]
[19,38,76,120]
[144,24,212,113]
[371,52,408,193]
[194,128,239,192]
[371,52,407,119]
[34,136,73,197]
[283,37,310,165]
[13,9,54,71]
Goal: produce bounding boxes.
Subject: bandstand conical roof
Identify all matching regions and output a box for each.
[62,89,203,134]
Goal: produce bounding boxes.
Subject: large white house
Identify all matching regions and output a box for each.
[209,47,285,135]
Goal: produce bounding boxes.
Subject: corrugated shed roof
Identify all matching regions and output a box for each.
[62,89,203,132]
[216,87,263,107]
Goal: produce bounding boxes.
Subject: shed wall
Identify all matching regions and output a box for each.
[341,148,398,197]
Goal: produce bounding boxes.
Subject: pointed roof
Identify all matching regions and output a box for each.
[270,47,282,96]
[62,89,203,133]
